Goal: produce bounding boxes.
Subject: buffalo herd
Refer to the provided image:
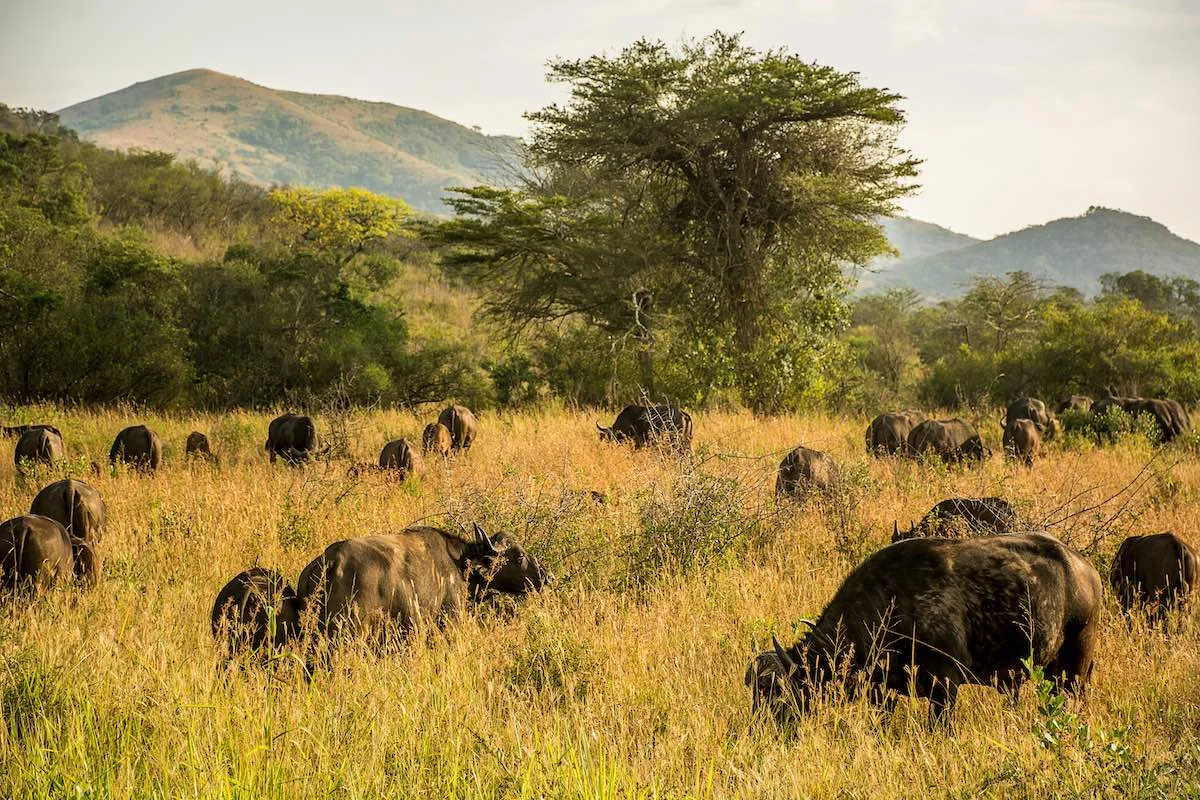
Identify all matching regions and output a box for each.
[3,394,1199,730]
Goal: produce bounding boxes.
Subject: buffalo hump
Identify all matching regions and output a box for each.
[437,406,477,451]
[1110,532,1196,621]
[865,411,926,457]
[750,532,1101,724]
[908,419,988,464]
[110,425,162,472]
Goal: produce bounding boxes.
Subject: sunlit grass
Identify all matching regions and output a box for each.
[1,406,1198,797]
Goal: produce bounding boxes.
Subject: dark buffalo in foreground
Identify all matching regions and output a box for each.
[1110,532,1197,621]
[1003,418,1043,466]
[185,431,214,460]
[775,446,839,499]
[892,497,1020,543]
[437,405,477,452]
[597,405,693,452]
[211,567,301,659]
[378,438,419,479]
[908,419,989,464]
[422,422,452,458]
[748,533,1101,724]
[266,413,320,465]
[865,411,926,456]
[110,425,162,472]
[296,524,548,647]
[14,427,65,471]
[29,479,107,545]
[0,514,98,590]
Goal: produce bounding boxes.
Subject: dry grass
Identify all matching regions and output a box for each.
[2,406,1199,798]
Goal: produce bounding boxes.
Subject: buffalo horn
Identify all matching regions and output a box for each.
[473,522,499,556]
[772,635,797,674]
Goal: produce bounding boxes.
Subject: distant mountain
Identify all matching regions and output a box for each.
[866,207,1200,298]
[857,217,980,292]
[58,69,522,214]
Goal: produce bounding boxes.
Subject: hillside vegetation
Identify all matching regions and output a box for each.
[58,69,522,214]
[2,407,1199,797]
[870,207,1200,298]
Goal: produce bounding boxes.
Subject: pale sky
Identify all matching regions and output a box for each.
[2,0,1197,241]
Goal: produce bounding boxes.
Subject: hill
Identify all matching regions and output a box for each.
[858,217,980,291]
[58,68,522,214]
[869,207,1200,298]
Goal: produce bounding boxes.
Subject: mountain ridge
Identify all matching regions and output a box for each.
[57,68,522,213]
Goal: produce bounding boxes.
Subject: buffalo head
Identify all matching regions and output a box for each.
[596,422,616,442]
[467,523,551,596]
[747,625,838,723]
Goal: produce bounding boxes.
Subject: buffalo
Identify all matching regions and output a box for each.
[296,523,548,649]
[908,419,989,464]
[1004,398,1056,440]
[266,413,320,465]
[422,422,452,458]
[437,405,477,452]
[1110,532,1197,622]
[597,405,693,452]
[1003,418,1043,466]
[185,431,215,460]
[776,446,839,499]
[0,514,98,590]
[748,532,1101,724]
[211,567,301,659]
[29,479,106,545]
[110,425,162,472]
[14,427,65,471]
[378,438,419,479]
[892,497,1020,542]
[865,411,926,457]
[1092,392,1191,444]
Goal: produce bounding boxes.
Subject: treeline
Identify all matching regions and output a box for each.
[0,105,487,409]
[843,271,1200,411]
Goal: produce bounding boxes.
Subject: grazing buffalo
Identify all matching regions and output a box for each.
[378,438,419,479]
[893,497,1019,542]
[1092,392,1191,444]
[14,427,65,471]
[0,514,98,590]
[266,413,320,465]
[296,524,548,647]
[597,405,693,452]
[3,423,61,439]
[776,446,839,499]
[1004,398,1056,440]
[211,567,301,659]
[29,479,106,545]
[110,425,162,472]
[1110,532,1197,621]
[1003,418,1043,466]
[865,411,926,457]
[1056,395,1092,414]
[422,422,452,458]
[437,405,477,452]
[747,533,1101,724]
[185,431,214,460]
[908,419,989,464]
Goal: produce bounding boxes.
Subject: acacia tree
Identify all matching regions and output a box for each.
[437,32,919,412]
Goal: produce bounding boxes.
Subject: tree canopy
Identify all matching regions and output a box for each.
[435,32,919,412]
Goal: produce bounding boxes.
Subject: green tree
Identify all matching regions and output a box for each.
[437,32,919,412]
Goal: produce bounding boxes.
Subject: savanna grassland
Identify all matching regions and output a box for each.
[2,407,1200,799]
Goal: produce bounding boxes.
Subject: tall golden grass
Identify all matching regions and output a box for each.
[1,406,1198,798]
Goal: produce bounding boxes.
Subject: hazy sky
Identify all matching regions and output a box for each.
[2,0,1197,241]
